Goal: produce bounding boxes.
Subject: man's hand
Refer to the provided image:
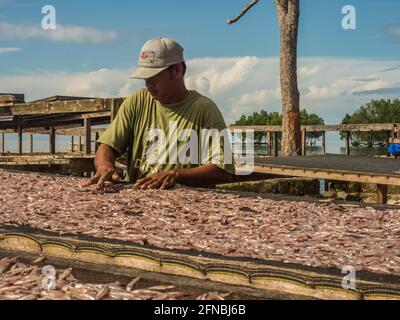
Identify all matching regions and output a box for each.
[82,164,121,188]
[134,169,179,190]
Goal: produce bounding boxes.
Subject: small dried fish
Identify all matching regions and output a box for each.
[147,285,175,291]
[58,267,73,281]
[126,277,141,292]
[33,256,45,264]
[95,286,109,300]
[0,169,399,275]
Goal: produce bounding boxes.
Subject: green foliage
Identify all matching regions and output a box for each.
[340,99,400,147]
[234,108,325,145]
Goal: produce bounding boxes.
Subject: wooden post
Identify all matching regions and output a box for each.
[266,131,272,156]
[95,131,100,153]
[324,180,330,192]
[18,125,23,155]
[301,128,307,156]
[386,131,391,157]
[84,118,92,155]
[322,131,326,155]
[394,124,399,138]
[49,127,56,154]
[78,136,82,153]
[273,132,279,157]
[111,98,123,122]
[377,184,388,204]
[345,131,350,156]
[29,134,33,154]
[70,136,75,153]
[1,133,4,154]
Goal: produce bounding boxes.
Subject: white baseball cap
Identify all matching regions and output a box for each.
[129,37,185,79]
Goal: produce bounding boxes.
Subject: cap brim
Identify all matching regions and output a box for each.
[129,66,169,79]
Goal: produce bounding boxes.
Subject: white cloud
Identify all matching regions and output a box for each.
[298,65,319,77]
[0,22,118,44]
[0,47,22,54]
[1,56,399,125]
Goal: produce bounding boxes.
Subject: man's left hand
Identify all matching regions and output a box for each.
[134,169,179,190]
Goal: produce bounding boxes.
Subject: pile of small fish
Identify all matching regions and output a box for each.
[0,170,399,275]
[0,257,229,300]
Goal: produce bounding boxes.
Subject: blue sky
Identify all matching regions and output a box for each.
[1,0,400,129]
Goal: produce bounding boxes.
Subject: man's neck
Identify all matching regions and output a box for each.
[164,85,190,104]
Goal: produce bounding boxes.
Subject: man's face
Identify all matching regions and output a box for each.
[145,64,183,104]
[145,68,174,103]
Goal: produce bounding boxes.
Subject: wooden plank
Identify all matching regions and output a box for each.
[0,93,24,103]
[245,164,400,186]
[14,112,111,129]
[0,95,16,106]
[84,118,92,155]
[377,184,388,204]
[8,99,108,116]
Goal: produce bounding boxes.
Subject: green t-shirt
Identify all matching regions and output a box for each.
[97,88,235,182]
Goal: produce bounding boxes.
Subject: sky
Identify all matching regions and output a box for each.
[1,0,400,130]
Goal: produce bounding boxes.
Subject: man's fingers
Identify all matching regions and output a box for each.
[111,172,121,181]
[81,173,100,187]
[161,175,175,190]
[134,177,151,189]
[148,179,163,189]
[140,179,157,190]
[97,169,115,187]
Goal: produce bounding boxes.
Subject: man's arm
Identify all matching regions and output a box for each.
[135,163,233,190]
[82,144,121,187]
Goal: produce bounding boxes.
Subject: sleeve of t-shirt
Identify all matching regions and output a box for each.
[201,99,236,176]
[96,95,135,157]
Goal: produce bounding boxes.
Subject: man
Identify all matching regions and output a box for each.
[83,37,235,190]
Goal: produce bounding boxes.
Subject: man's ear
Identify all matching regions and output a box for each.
[175,63,184,79]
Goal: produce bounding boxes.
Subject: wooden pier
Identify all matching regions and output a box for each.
[1,93,399,203]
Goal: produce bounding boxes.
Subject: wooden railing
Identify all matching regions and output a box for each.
[228,124,399,156]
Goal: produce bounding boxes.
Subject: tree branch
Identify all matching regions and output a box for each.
[227,0,261,25]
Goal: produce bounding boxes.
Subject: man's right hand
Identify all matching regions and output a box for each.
[82,164,121,188]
